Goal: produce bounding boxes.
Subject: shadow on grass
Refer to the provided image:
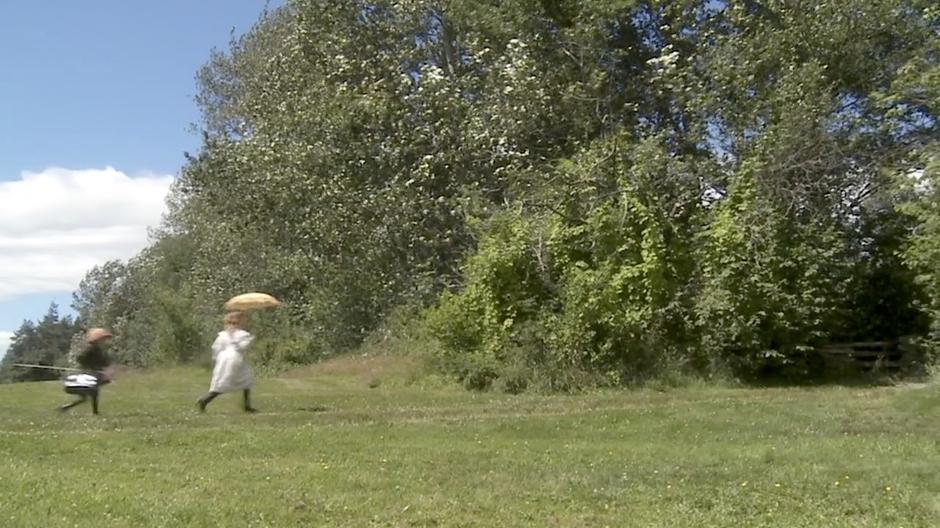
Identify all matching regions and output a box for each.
[745,365,932,389]
[296,405,329,413]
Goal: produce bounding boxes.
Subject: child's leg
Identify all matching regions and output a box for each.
[197,391,220,412]
[91,391,99,415]
[243,389,257,412]
[60,394,87,411]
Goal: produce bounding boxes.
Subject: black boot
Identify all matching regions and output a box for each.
[59,394,86,412]
[197,391,219,413]
[243,390,258,413]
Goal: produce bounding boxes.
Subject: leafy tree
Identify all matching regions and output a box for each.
[0,304,82,383]
[64,0,938,388]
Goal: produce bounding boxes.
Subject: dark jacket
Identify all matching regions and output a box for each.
[77,343,111,372]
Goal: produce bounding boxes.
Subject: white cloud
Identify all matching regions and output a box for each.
[0,167,173,301]
[0,331,12,359]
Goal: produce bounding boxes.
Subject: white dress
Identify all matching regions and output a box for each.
[209,329,254,393]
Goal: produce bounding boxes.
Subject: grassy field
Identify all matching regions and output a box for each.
[0,356,938,527]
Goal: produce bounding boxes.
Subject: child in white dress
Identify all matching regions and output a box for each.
[197,311,258,413]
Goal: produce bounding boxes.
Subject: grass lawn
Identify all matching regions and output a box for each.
[0,356,938,527]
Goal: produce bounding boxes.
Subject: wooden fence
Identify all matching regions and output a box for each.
[819,340,921,373]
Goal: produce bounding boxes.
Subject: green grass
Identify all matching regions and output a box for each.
[1,356,938,527]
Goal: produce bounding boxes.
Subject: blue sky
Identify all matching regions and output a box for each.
[0,1,281,355]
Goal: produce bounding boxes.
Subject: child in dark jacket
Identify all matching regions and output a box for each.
[60,328,113,415]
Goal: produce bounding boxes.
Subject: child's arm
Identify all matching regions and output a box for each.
[234,331,254,353]
[210,335,224,360]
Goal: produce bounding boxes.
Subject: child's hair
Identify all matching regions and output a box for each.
[224,311,247,328]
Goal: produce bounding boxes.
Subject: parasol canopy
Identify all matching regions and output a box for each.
[224,292,281,312]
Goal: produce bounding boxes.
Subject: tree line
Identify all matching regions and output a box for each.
[5,0,938,390]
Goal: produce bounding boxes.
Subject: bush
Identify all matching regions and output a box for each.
[153,289,210,365]
[428,150,701,391]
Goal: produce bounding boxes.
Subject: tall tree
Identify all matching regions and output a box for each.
[0,304,82,383]
[68,0,938,386]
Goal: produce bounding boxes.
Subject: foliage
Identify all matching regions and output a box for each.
[901,147,940,361]
[694,167,851,378]
[428,0,937,387]
[15,0,928,389]
[0,304,82,383]
[430,134,703,389]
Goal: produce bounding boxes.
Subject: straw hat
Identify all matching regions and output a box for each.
[86,328,113,344]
